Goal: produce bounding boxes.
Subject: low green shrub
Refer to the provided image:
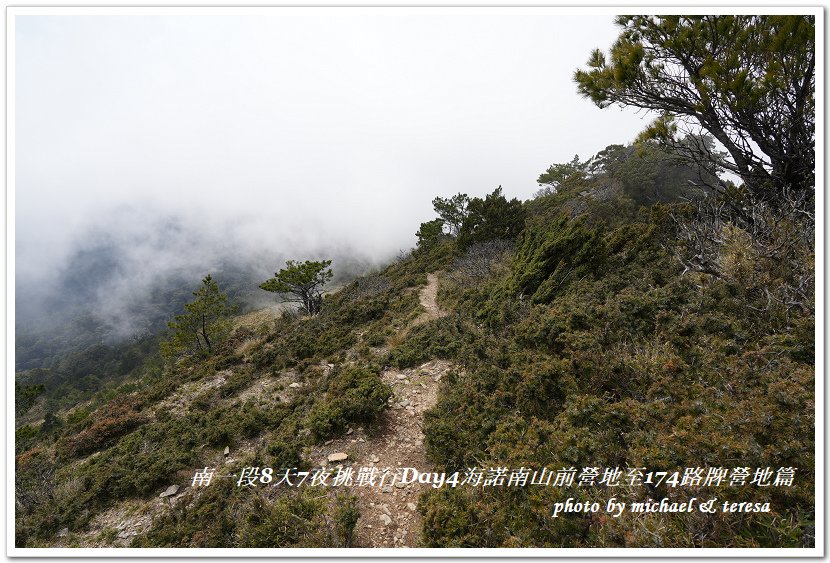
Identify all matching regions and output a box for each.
[307,367,391,441]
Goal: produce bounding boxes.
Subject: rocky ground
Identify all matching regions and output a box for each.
[308,358,451,547]
[308,272,451,547]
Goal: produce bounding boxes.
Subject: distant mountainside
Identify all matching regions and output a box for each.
[16,228,382,372]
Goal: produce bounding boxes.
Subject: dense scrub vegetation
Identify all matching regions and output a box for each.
[419,186,813,547]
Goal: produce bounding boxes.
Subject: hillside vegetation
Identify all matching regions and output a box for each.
[15,14,814,549]
[15,138,814,548]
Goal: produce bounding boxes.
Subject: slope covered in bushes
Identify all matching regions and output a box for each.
[15,140,814,549]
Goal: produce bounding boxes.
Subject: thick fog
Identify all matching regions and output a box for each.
[14,11,647,334]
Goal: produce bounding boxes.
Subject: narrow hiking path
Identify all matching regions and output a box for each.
[62,274,452,548]
[417,273,447,322]
[310,272,452,547]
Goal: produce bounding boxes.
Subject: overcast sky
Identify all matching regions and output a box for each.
[15,10,649,289]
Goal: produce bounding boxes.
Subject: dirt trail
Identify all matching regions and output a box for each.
[311,272,451,547]
[412,274,447,333]
[62,274,452,548]
[418,273,446,321]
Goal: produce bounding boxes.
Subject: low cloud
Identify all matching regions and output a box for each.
[14,12,647,337]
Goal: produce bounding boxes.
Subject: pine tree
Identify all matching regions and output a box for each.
[162,275,234,359]
[574,15,815,201]
[260,260,333,316]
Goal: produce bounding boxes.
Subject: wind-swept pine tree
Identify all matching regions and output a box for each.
[260,260,333,316]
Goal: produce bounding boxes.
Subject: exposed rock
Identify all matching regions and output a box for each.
[289,382,302,389]
[399,399,410,407]
[381,485,393,493]
[407,502,417,511]
[395,482,407,489]
[57,527,69,538]
[381,505,391,515]
[379,514,392,526]
[346,428,354,435]
[370,455,380,463]
[223,446,230,456]
[327,452,348,463]
[159,484,179,498]
[396,374,407,380]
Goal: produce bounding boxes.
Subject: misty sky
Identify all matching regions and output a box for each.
[15,10,649,290]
